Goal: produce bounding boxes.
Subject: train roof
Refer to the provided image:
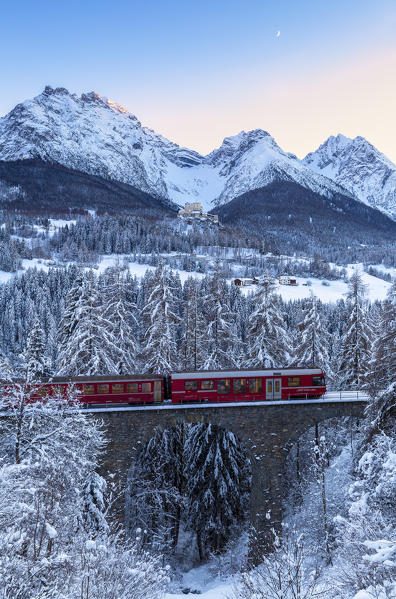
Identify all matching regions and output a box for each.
[172,368,324,379]
[1,374,164,385]
[48,374,164,383]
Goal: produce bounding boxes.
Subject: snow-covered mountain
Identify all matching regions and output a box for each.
[303,134,396,220]
[0,86,353,212]
[205,129,350,207]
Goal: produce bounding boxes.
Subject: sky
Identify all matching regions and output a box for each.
[1,0,396,161]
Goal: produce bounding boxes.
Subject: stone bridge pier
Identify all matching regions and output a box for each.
[94,399,365,562]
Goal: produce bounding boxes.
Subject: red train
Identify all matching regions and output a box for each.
[2,368,326,406]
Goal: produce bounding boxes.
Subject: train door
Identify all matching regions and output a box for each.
[266,378,282,400]
[153,380,162,403]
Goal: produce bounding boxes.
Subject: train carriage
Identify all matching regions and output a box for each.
[26,374,164,406]
[171,368,326,404]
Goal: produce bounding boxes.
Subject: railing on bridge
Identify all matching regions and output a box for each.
[324,390,369,401]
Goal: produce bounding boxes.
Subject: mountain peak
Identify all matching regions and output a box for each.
[43,85,72,97]
[303,134,396,219]
[207,129,279,167]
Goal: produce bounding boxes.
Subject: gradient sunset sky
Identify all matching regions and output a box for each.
[1,0,396,161]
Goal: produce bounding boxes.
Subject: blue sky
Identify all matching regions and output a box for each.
[1,0,396,159]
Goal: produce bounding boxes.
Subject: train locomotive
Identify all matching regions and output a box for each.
[3,368,326,406]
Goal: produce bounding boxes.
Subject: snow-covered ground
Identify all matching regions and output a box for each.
[0,252,396,303]
[165,561,234,598]
[166,581,232,599]
[239,270,391,303]
[95,256,392,302]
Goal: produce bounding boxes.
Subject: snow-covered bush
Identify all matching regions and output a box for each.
[0,384,168,599]
[321,380,396,599]
[229,531,327,599]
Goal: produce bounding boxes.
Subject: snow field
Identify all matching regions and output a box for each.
[0,252,392,303]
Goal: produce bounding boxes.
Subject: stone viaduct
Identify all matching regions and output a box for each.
[93,397,366,561]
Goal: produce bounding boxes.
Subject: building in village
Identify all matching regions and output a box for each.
[178,202,219,224]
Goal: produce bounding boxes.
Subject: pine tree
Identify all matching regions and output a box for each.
[57,270,85,351]
[102,266,139,374]
[141,263,180,374]
[24,317,48,381]
[0,350,13,380]
[126,424,186,553]
[338,272,372,389]
[293,293,331,374]
[245,277,291,368]
[369,281,396,389]
[201,274,240,370]
[80,472,109,535]
[184,423,250,560]
[57,272,119,376]
[179,278,206,371]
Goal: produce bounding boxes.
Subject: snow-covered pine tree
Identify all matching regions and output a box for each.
[184,423,250,560]
[141,263,180,374]
[201,273,240,370]
[245,274,292,368]
[80,471,109,535]
[293,293,331,375]
[369,280,396,390]
[45,313,58,374]
[56,272,119,376]
[126,424,187,553]
[338,272,372,389]
[101,266,139,374]
[0,349,13,381]
[23,317,48,381]
[57,270,85,351]
[179,278,206,371]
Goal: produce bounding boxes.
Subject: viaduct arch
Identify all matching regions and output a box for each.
[94,398,366,561]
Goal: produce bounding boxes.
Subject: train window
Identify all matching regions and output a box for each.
[233,378,246,393]
[185,380,198,391]
[98,384,110,394]
[37,387,49,397]
[112,383,124,394]
[288,377,300,387]
[249,378,262,393]
[83,384,95,395]
[127,383,139,393]
[312,376,325,386]
[217,379,230,394]
[201,380,214,390]
[142,382,152,393]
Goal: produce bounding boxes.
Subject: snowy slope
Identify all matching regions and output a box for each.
[304,134,396,219]
[0,87,350,212]
[1,251,390,303]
